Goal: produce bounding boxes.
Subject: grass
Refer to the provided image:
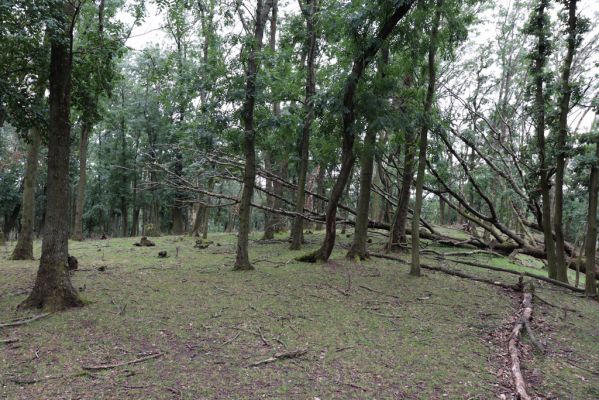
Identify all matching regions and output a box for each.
[1,231,598,399]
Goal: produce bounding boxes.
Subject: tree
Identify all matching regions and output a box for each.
[553,0,583,283]
[234,0,275,270]
[299,0,416,263]
[584,114,599,297]
[10,127,41,260]
[290,0,319,250]
[528,0,558,280]
[411,0,442,277]
[19,2,84,311]
[347,48,389,260]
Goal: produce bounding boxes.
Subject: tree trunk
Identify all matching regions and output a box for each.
[411,0,442,277]
[72,122,91,241]
[439,196,446,225]
[11,128,41,260]
[532,0,558,279]
[263,154,276,239]
[389,127,416,251]
[234,0,274,270]
[298,0,415,263]
[346,125,377,259]
[172,152,185,235]
[20,2,83,311]
[262,1,281,240]
[553,0,578,283]
[314,163,326,231]
[272,159,288,232]
[290,0,318,250]
[584,118,599,297]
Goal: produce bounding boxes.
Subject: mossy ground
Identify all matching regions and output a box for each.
[1,230,598,399]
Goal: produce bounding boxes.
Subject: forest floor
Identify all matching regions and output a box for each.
[1,229,599,399]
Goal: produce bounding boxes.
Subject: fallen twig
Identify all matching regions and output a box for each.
[0,313,50,329]
[82,351,163,371]
[221,332,241,347]
[248,349,307,367]
[11,371,91,385]
[322,283,350,296]
[358,285,400,299]
[0,337,20,345]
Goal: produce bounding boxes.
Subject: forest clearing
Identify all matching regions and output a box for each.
[1,232,598,399]
[1,0,599,398]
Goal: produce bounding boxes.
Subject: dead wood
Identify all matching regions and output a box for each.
[371,253,516,290]
[439,257,585,293]
[248,348,307,367]
[82,351,163,371]
[133,236,155,247]
[508,287,534,400]
[10,371,91,385]
[0,337,20,344]
[0,313,50,329]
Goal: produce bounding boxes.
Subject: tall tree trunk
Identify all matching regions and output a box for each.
[262,1,280,240]
[20,2,83,311]
[411,0,442,277]
[11,128,41,260]
[290,0,318,250]
[584,120,599,297]
[347,47,389,259]
[272,159,288,232]
[172,152,185,234]
[299,0,415,262]
[346,126,377,259]
[234,0,274,270]
[314,163,326,230]
[439,196,446,225]
[553,0,578,283]
[389,128,416,251]
[532,0,558,279]
[263,155,276,239]
[72,123,91,241]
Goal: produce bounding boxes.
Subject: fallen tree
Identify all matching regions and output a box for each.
[152,153,599,278]
[508,284,535,400]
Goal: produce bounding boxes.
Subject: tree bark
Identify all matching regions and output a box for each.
[346,125,377,259]
[11,127,41,260]
[584,118,599,297]
[411,0,442,277]
[298,0,416,262]
[389,127,416,251]
[553,0,578,283]
[263,154,276,239]
[261,1,281,241]
[234,0,274,270]
[19,2,83,311]
[290,0,318,250]
[532,0,558,279]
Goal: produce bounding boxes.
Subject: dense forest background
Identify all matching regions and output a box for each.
[1,0,599,304]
